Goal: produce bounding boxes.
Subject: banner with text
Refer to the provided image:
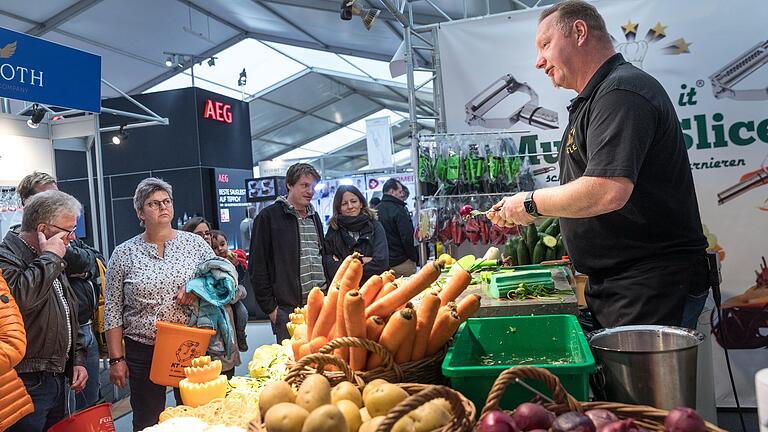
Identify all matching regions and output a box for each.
[437,0,768,406]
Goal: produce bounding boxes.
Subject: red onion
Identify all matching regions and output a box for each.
[551,412,596,432]
[584,409,619,430]
[477,410,520,432]
[510,403,555,431]
[664,407,706,432]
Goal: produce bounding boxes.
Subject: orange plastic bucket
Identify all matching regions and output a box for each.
[48,403,115,432]
[150,321,216,387]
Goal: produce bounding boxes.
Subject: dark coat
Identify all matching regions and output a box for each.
[376,194,418,266]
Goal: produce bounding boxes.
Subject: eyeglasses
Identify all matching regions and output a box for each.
[48,223,77,237]
[145,198,173,209]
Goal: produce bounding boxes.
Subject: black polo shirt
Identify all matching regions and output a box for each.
[558,53,707,276]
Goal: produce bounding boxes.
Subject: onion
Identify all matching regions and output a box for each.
[459,204,474,217]
[477,410,520,432]
[599,419,648,432]
[664,407,706,432]
[510,403,555,431]
[551,412,596,432]
[584,409,619,430]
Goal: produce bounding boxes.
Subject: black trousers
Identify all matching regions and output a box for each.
[270,305,293,343]
[585,255,709,329]
[124,338,182,432]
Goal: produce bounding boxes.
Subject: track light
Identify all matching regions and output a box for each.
[207,57,216,67]
[238,68,247,87]
[164,54,175,67]
[340,0,380,30]
[27,104,46,129]
[112,125,129,145]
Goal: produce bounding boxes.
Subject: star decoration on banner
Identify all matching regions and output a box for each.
[645,22,667,42]
[664,38,692,54]
[621,20,638,38]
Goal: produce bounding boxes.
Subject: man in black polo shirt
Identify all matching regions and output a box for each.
[488,0,709,329]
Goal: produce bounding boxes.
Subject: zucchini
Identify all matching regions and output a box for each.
[517,238,531,266]
[545,218,560,236]
[532,240,547,264]
[503,238,516,260]
[526,224,538,258]
[538,217,555,233]
[538,233,557,248]
[555,235,567,259]
[545,246,557,261]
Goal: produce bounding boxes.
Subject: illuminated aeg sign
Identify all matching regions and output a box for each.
[203,99,232,124]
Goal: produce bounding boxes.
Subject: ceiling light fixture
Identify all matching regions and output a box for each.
[207,57,216,67]
[238,68,247,87]
[340,0,381,30]
[26,104,46,129]
[112,125,129,145]
[164,54,175,67]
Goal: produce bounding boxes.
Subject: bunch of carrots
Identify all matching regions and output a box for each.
[290,252,480,371]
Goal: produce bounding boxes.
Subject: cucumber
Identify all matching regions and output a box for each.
[503,238,516,260]
[545,246,557,261]
[545,218,560,236]
[555,235,567,259]
[538,217,555,233]
[538,233,557,248]
[517,238,531,266]
[532,240,546,264]
[526,224,538,258]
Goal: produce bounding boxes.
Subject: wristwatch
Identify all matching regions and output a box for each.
[524,191,540,217]
[109,356,125,366]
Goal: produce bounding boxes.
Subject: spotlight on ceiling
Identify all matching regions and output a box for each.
[238,68,247,87]
[164,54,175,67]
[340,0,380,30]
[207,57,216,67]
[26,104,46,129]
[112,125,129,145]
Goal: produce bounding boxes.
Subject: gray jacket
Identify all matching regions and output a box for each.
[0,232,85,377]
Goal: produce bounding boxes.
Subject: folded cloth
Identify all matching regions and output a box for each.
[186,257,238,356]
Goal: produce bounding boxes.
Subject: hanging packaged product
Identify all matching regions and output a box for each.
[418,139,435,184]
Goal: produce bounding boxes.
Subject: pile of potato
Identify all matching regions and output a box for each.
[259,375,452,432]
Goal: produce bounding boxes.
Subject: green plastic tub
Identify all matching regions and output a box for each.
[442,314,595,414]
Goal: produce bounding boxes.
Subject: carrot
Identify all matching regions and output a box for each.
[291,338,306,360]
[312,286,338,339]
[365,316,385,343]
[381,270,396,285]
[366,309,416,370]
[426,310,461,356]
[298,341,312,360]
[438,268,472,306]
[366,260,444,318]
[306,287,324,338]
[343,290,367,370]
[394,325,416,364]
[309,336,328,354]
[372,282,398,304]
[360,275,384,307]
[330,254,354,289]
[456,294,481,322]
[411,291,441,362]
[335,256,363,362]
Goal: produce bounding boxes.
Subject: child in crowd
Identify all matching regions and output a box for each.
[210,230,250,352]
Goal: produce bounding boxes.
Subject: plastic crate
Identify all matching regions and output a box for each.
[442,314,595,414]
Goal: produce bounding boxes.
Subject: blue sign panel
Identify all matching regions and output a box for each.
[0,26,101,112]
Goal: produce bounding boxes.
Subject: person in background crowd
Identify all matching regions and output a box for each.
[0,272,34,431]
[488,0,708,329]
[0,190,88,431]
[324,185,389,283]
[249,163,327,343]
[210,230,250,353]
[14,172,105,411]
[369,196,381,209]
[239,206,257,253]
[376,179,418,277]
[104,178,215,431]
[181,216,213,246]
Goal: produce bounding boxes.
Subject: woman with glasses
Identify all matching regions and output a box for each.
[103,177,214,431]
[181,216,212,246]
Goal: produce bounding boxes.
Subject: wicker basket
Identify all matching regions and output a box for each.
[255,353,475,432]
[477,366,726,432]
[287,336,447,385]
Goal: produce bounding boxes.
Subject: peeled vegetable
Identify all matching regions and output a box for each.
[511,403,555,430]
[600,419,648,432]
[477,410,520,432]
[551,412,596,432]
[664,407,706,432]
[584,409,619,430]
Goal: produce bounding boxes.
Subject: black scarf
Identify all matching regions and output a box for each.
[327,214,374,256]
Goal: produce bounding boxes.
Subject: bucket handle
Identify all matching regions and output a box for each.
[589,362,608,401]
[479,366,580,418]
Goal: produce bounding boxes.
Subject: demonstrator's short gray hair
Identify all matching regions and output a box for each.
[21,190,82,232]
[133,177,173,210]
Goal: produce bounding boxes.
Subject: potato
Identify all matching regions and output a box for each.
[259,381,296,418]
[362,379,389,401]
[407,399,451,432]
[359,407,372,423]
[264,402,309,432]
[359,416,385,432]
[295,374,331,412]
[332,381,363,407]
[364,383,409,418]
[336,399,362,432]
[392,416,416,432]
[301,404,347,432]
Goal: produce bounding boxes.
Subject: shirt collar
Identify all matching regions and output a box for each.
[278,195,316,218]
[568,53,626,111]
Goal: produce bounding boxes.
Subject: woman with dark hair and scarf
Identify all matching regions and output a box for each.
[324,185,389,283]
